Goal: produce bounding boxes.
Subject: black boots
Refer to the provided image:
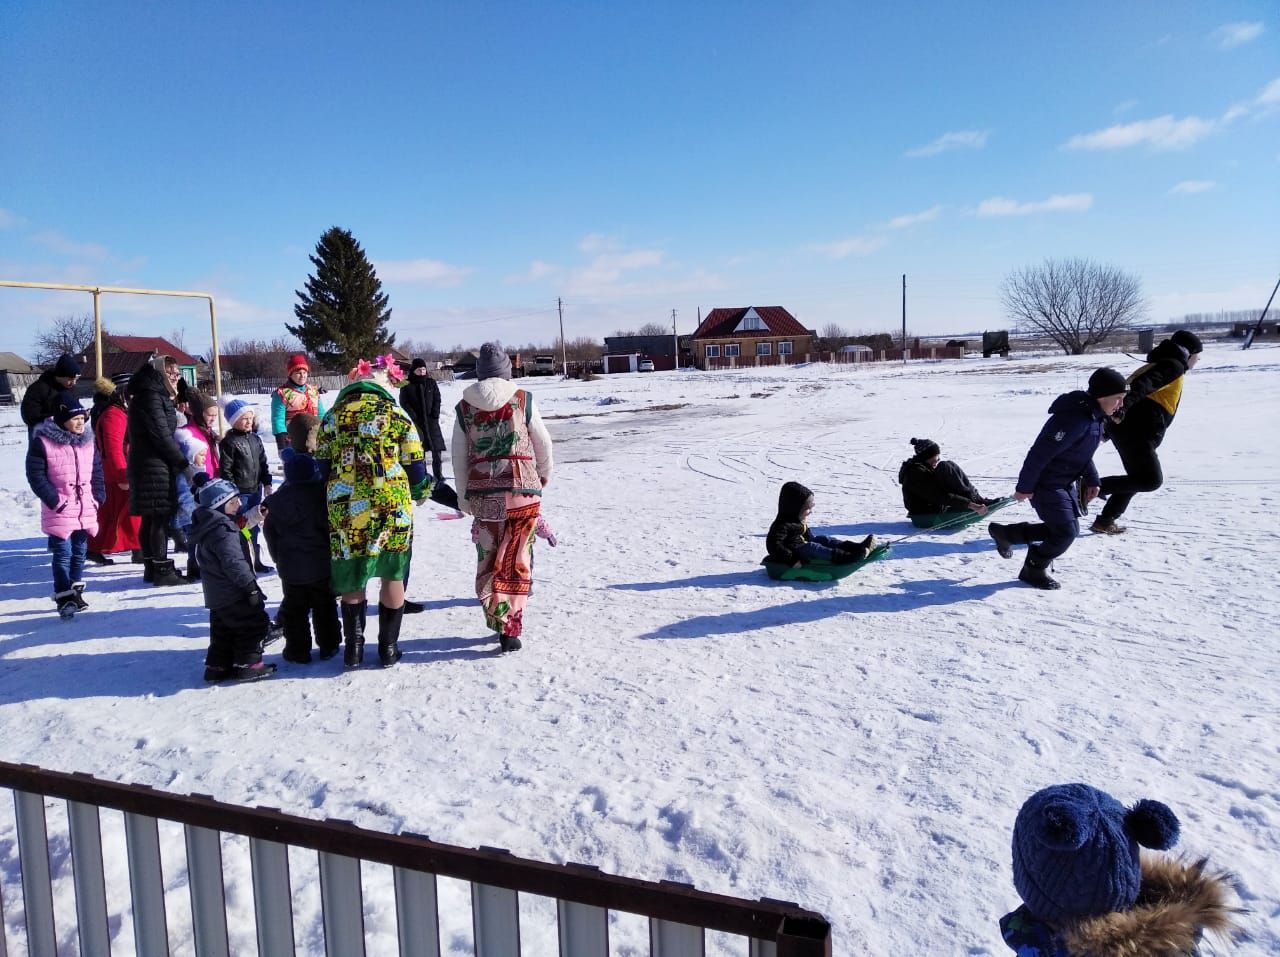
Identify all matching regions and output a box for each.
[149,559,185,587]
[988,523,1017,559]
[1018,556,1061,590]
[341,600,367,667]
[185,553,201,582]
[499,634,523,653]
[377,603,404,667]
[253,543,274,574]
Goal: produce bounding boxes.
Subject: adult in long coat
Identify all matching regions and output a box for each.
[126,361,193,585]
[316,355,428,668]
[399,358,446,481]
[86,377,141,563]
[987,368,1127,591]
[21,354,81,437]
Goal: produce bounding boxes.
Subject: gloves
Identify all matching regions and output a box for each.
[429,480,459,510]
[246,588,263,608]
[241,505,265,529]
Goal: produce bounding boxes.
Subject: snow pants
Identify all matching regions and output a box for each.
[278,579,340,658]
[206,601,269,670]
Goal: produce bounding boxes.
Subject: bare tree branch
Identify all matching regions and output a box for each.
[1001,258,1145,354]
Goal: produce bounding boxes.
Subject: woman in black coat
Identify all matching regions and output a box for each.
[126,361,193,585]
[399,358,446,481]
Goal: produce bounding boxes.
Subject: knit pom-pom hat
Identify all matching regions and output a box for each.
[1012,782,1180,923]
[910,437,940,461]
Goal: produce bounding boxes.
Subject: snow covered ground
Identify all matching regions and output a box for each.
[0,345,1276,955]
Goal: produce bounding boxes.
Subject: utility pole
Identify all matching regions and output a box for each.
[901,273,907,363]
[671,308,678,369]
[558,297,567,376]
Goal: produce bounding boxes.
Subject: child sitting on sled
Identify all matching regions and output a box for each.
[766,481,874,567]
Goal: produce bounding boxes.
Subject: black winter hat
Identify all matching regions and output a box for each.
[1087,367,1128,398]
[1170,330,1203,355]
[53,391,89,424]
[53,354,82,378]
[411,357,428,371]
[777,481,814,521]
[910,437,941,461]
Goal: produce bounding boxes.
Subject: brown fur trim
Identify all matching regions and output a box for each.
[1059,856,1242,956]
[94,376,115,396]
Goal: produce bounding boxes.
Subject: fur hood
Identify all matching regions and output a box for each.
[32,417,95,449]
[1004,856,1241,957]
[460,377,520,412]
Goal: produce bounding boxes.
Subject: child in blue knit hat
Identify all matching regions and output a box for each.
[1001,782,1239,956]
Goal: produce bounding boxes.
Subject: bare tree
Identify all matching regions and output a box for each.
[1002,258,1145,355]
[167,327,188,353]
[636,322,669,336]
[32,314,97,366]
[821,322,848,340]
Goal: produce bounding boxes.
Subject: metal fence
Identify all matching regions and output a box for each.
[0,760,831,956]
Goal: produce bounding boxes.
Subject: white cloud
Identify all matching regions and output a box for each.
[1063,114,1216,151]
[1114,99,1140,116]
[812,235,889,259]
[884,206,943,230]
[905,130,989,158]
[976,193,1093,217]
[30,230,111,261]
[578,233,620,254]
[1212,21,1264,49]
[1169,180,1217,195]
[1257,77,1280,106]
[503,260,561,285]
[376,258,472,287]
[0,208,24,230]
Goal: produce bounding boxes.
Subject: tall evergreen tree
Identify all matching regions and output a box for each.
[289,227,394,368]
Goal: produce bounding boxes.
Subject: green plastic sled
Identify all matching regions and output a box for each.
[761,544,892,581]
[908,497,1016,531]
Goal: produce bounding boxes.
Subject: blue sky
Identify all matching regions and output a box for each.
[2,1,1277,358]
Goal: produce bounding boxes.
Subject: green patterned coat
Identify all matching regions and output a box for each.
[316,380,429,592]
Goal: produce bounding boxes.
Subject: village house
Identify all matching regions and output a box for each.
[689,307,816,369]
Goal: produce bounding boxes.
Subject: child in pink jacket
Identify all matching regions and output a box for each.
[26,393,106,618]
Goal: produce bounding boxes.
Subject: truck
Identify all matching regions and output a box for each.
[532,354,556,376]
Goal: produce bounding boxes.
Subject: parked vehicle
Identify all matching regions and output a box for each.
[638,359,655,372]
[532,354,556,376]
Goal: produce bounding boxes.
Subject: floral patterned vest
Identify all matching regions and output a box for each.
[457,390,542,496]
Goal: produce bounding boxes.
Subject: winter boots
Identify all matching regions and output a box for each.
[499,634,523,654]
[1090,518,1127,535]
[71,582,88,610]
[185,552,201,582]
[988,522,1027,559]
[377,603,404,668]
[148,559,186,587]
[86,551,113,565]
[341,600,367,667]
[1018,556,1061,591]
[253,543,274,575]
[204,662,277,682]
[54,590,78,619]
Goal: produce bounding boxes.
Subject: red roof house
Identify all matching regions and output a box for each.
[80,335,200,383]
[689,307,816,368]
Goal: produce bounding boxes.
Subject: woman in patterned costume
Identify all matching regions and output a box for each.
[451,342,554,653]
[315,355,428,668]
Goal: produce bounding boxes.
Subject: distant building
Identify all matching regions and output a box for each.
[80,335,200,385]
[602,333,690,372]
[690,307,815,368]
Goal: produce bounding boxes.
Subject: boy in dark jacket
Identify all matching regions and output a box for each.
[898,437,998,517]
[189,479,276,682]
[399,358,446,481]
[1092,330,1202,534]
[988,368,1127,590]
[262,453,340,663]
[219,398,273,573]
[766,481,875,566]
[1000,782,1238,956]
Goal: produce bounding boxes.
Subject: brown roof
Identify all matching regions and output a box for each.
[102,335,198,367]
[691,306,809,340]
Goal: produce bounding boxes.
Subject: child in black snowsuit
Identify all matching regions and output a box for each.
[190,479,276,682]
[766,481,875,566]
[898,437,998,517]
[262,453,340,663]
[219,398,273,573]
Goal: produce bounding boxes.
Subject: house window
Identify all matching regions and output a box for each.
[705,344,721,358]
[724,343,740,358]
[757,341,772,356]
[779,341,793,355]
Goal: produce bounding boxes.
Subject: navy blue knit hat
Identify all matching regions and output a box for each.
[53,354,82,378]
[1012,783,1180,923]
[53,391,88,424]
[196,478,240,511]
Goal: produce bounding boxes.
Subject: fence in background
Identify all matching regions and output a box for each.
[0,760,831,956]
